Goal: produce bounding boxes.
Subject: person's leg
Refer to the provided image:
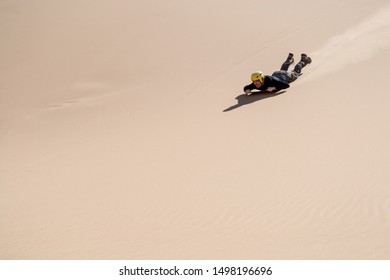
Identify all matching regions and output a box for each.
[293,53,312,74]
[293,61,304,74]
[280,53,294,71]
[272,70,298,83]
[275,53,312,83]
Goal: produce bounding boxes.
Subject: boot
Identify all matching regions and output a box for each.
[300,53,312,65]
[293,54,312,74]
[280,53,294,71]
[286,53,294,64]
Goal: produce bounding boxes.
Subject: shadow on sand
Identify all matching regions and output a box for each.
[223,90,286,112]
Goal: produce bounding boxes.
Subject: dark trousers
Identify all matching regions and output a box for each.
[272,59,307,83]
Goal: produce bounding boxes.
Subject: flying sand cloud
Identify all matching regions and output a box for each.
[307,4,390,81]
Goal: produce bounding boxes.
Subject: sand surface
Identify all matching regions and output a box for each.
[1,0,390,259]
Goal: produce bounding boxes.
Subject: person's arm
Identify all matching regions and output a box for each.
[243,83,256,95]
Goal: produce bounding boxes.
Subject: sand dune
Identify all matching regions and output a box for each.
[308,3,390,81]
[1,0,390,259]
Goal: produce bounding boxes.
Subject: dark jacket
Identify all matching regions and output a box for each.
[243,75,290,92]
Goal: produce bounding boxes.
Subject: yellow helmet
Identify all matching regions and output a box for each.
[251,71,265,83]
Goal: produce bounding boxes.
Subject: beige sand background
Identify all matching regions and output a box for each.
[1,0,390,259]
